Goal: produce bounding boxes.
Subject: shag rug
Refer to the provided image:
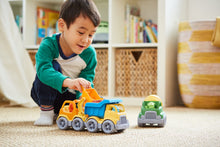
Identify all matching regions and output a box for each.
[0,104,220,147]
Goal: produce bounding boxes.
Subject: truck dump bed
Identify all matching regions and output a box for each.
[81,88,103,104]
[85,99,122,118]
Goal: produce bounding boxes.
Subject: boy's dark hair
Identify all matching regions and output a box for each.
[59,0,101,29]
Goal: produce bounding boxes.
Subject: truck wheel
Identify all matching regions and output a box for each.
[57,117,68,130]
[72,117,84,131]
[158,123,164,127]
[138,122,145,127]
[102,120,115,134]
[86,119,98,133]
[158,114,167,127]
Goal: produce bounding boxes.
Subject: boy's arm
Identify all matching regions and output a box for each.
[76,46,97,98]
[36,37,68,93]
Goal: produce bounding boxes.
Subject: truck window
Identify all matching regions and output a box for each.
[112,105,119,112]
[69,103,73,112]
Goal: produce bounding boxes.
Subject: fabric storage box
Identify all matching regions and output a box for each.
[178,20,220,109]
[115,48,157,97]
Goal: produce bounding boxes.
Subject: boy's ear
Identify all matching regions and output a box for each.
[58,18,66,32]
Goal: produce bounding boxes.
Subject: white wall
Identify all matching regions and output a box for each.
[188,0,220,21]
[171,0,220,106]
[158,0,188,106]
[94,0,108,21]
[165,0,188,106]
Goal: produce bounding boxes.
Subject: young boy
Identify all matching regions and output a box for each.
[31,0,100,126]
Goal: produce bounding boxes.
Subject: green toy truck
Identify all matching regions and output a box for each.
[138,95,167,127]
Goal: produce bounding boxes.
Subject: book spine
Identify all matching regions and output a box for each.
[143,21,151,43]
[138,19,143,43]
[145,22,155,43]
[134,16,139,43]
[130,15,134,43]
[151,24,158,42]
[125,4,130,43]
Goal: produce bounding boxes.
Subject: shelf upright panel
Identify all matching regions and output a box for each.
[108,0,114,97]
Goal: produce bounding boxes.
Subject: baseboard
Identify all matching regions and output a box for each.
[104,96,145,107]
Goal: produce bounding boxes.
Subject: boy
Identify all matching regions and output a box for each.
[31,0,101,126]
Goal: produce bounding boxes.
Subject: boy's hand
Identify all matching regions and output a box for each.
[63,78,91,93]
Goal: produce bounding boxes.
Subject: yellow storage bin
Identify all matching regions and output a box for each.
[178,21,220,108]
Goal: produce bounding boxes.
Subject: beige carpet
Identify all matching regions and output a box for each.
[0,104,220,147]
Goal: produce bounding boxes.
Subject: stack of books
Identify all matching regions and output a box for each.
[125,4,157,43]
[36,7,59,45]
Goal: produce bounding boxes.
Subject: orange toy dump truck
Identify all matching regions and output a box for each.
[56,88,129,134]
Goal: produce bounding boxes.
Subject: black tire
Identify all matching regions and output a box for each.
[57,117,68,130]
[117,129,125,133]
[86,119,98,133]
[102,120,115,134]
[158,123,164,127]
[138,122,145,127]
[72,117,84,131]
[138,117,145,127]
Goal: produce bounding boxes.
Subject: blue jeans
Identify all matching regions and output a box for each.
[31,61,76,114]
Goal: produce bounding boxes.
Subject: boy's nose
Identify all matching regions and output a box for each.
[82,36,89,43]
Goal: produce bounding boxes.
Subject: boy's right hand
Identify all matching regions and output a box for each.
[63,78,91,93]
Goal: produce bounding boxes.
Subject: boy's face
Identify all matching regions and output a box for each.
[58,14,97,55]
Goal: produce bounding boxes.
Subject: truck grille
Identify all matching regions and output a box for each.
[120,116,127,124]
[146,112,156,119]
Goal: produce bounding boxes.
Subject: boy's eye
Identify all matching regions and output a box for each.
[78,32,84,35]
[89,34,94,37]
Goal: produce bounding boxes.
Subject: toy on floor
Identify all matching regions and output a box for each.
[56,87,129,134]
[137,95,167,127]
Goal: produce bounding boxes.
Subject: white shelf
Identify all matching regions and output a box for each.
[10,0,163,106]
[25,45,39,49]
[13,0,219,106]
[111,43,158,48]
[92,44,109,48]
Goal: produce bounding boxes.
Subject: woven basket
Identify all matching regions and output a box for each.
[27,49,38,65]
[93,49,108,96]
[178,21,220,109]
[115,48,157,97]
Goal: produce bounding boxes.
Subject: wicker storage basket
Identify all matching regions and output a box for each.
[27,49,38,65]
[93,49,108,96]
[115,48,157,97]
[178,21,220,109]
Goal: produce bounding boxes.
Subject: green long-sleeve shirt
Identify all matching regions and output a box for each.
[35,34,97,98]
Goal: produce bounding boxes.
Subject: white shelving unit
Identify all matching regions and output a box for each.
[11,0,220,106]
[108,0,158,106]
[8,0,171,106]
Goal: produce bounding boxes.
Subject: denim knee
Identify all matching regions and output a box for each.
[31,75,59,106]
[30,60,62,106]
